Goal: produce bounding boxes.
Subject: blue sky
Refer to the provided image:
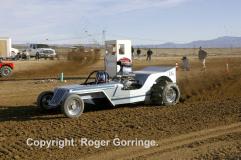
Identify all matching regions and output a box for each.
[0,0,241,44]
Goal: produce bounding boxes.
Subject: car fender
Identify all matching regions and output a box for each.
[1,63,14,69]
[67,90,114,106]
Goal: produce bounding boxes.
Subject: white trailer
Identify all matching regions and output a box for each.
[0,37,12,58]
[105,40,132,77]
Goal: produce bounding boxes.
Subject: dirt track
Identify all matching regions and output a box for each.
[84,122,241,160]
[0,56,241,159]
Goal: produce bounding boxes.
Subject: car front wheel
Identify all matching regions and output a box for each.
[61,94,84,118]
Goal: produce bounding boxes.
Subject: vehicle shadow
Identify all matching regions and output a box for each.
[84,101,143,112]
[0,105,62,122]
[0,103,146,122]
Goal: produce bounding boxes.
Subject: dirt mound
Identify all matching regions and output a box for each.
[179,71,241,103]
[177,57,241,103]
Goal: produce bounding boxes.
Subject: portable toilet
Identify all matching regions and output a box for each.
[104,40,132,77]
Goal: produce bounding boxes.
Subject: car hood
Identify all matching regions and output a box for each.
[39,48,55,51]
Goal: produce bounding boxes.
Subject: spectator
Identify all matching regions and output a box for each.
[146,48,153,61]
[137,48,141,58]
[181,56,190,71]
[36,52,40,60]
[131,46,134,58]
[198,47,207,71]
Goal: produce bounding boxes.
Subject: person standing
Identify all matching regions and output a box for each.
[198,47,207,71]
[146,48,153,61]
[182,56,190,71]
[36,52,40,61]
[137,48,141,58]
[131,46,134,58]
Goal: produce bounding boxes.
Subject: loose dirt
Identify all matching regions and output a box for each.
[0,55,241,159]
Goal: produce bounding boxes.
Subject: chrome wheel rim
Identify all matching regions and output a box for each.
[67,99,81,116]
[2,68,11,76]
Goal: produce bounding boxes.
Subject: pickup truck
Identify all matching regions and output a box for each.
[27,44,56,59]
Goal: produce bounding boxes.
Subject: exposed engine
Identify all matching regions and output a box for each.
[113,75,141,90]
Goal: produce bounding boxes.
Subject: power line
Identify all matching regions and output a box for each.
[102,30,106,45]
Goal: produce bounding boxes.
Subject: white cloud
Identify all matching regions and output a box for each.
[0,0,190,43]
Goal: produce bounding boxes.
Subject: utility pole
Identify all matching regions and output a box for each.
[102,30,106,47]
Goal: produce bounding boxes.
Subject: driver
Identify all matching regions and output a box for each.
[96,72,109,83]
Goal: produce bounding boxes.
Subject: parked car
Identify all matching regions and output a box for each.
[27,44,56,59]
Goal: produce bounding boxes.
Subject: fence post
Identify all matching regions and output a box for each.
[60,72,64,82]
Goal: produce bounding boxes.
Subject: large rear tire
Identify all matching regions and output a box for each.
[0,66,12,77]
[162,83,180,106]
[61,94,84,118]
[151,80,180,106]
[37,91,54,110]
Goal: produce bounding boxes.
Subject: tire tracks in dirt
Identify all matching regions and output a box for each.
[0,139,33,160]
[82,122,241,160]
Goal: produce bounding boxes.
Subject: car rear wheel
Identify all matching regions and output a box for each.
[0,66,12,77]
[61,94,84,118]
[151,80,180,106]
[162,83,180,106]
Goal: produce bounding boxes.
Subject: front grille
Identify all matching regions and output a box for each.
[43,50,54,54]
[49,89,68,105]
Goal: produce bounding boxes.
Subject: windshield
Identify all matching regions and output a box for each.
[36,44,50,48]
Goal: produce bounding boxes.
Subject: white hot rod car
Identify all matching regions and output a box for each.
[37,40,180,118]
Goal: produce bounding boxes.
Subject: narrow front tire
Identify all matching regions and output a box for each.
[61,94,84,118]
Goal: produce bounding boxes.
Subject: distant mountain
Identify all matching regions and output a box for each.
[139,36,241,48]
[14,36,241,49]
